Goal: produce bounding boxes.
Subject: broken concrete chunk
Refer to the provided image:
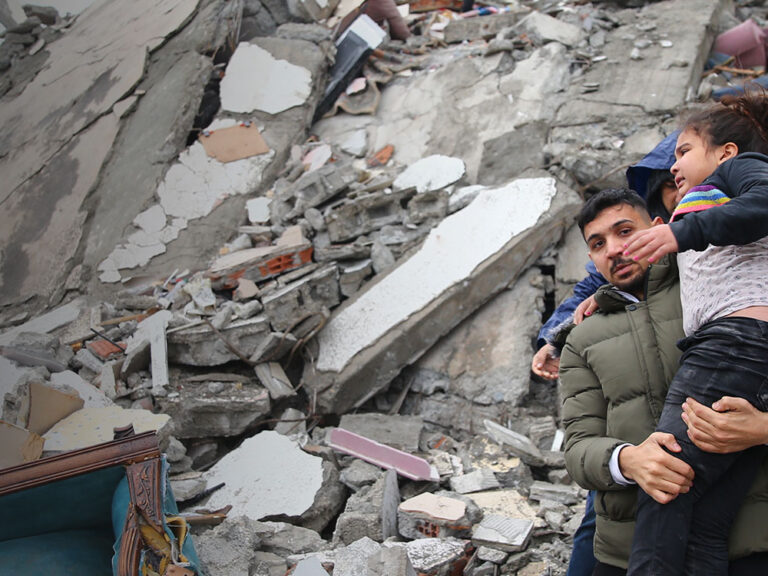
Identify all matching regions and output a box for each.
[254,362,296,400]
[393,155,465,194]
[261,264,340,332]
[304,177,580,414]
[205,431,324,521]
[293,556,330,576]
[477,546,509,564]
[367,545,417,576]
[43,406,171,452]
[125,310,172,395]
[193,516,266,576]
[49,370,113,408]
[167,316,270,366]
[248,196,273,223]
[515,11,583,47]
[155,378,270,438]
[404,537,473,575]
[443,10,526,44]
[338,259,372,298]
[483,419,545,467]
[528,481,583,506]
[248,331,298,364]
[338,413,423,452]
[449,469,501,494]
[339,458,383,491]
[220,42,312,114]
[287,161,358,218]
[472,514,534,553]
[333,468,399,545]
[325,188,415,244]
[208,227,313,287]
[329,427,438,482]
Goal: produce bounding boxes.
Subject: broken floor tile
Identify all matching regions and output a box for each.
[220,42,312,114]
[468,490,539,522]
[398,492,472,540]
[393,154,465,193]
[304,177,579,414]
[43,406,171,452]
[449,469,500,494]
[472,514,533,553]
[205,431,324,521]
[329,427,438,482]
[338,413,423,452]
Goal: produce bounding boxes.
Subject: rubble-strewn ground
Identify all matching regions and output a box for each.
[2,0,767,574]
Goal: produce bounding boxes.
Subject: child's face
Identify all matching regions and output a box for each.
[671,128,728,199]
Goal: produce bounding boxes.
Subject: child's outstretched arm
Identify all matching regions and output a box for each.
[622,224,679,263]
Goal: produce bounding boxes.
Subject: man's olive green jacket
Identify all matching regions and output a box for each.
[560,255,768,569]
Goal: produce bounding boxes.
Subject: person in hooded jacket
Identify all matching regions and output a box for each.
[531,134,677,576]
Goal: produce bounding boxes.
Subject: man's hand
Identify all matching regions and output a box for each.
[682,396,768,453]
[532,343,560,380]
[618,432,694,504]
[622,224,679,264]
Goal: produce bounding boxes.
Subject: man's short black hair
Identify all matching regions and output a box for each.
[577,188,651,236]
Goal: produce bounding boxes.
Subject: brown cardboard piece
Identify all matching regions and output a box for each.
[198,123,270,163]
[0,421,44,469]
[27,381,85,435]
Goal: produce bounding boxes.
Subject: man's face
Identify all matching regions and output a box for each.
[583,204,652,297]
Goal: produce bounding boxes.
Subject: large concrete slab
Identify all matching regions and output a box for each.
[302,175,581,414]
[571,0,727,114]
[0,0,198,305]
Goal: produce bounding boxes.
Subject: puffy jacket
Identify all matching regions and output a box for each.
[559,255,768,568]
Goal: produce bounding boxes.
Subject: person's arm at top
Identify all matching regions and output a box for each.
[532,263,605,380]
[670,155,768,251]
[682,396,768,453]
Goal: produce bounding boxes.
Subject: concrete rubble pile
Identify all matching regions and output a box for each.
[1,0,767,573]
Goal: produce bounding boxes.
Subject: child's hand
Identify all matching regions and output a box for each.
[623,224,679,263]
[574,294,599,325]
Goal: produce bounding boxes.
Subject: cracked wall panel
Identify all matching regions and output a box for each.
[0,114,120,304]
[0,0,199,203]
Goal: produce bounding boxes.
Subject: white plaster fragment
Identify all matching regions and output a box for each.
[126,311,173,395]
[393,155,466,193]
[133,204,167,233]
[315,178,556,373]
[204,431,324,519]
[220,43,312,114]
[43,406,171,451]
[247,197,272,224]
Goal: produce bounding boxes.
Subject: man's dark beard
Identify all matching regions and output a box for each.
[611,258,646,296]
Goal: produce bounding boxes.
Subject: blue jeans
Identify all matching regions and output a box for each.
[567,490,597,576]
[627,318,768,576]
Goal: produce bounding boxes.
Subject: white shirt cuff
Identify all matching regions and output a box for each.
[609,443,637,486]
